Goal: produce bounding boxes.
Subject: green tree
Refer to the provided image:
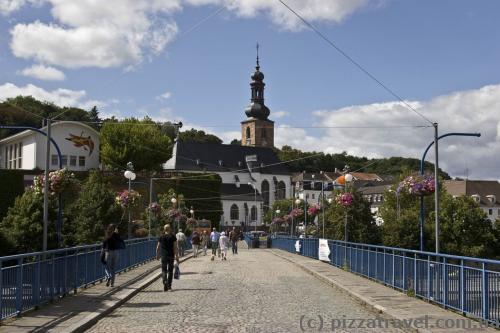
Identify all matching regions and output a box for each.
[323,191,380,244]
[179,129,223,144]
[0,190,58,253]
[69,171,123,245]
[100,118,172,171]
[435,193,498,258]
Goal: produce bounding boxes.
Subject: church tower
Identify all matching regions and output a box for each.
[241,45,274,148]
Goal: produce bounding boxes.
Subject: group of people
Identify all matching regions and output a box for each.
[101,223,243,292]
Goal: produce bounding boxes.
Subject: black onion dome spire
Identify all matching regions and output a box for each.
[245,43,270,120]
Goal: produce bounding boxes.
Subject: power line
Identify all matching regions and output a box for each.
[277,0,434,126]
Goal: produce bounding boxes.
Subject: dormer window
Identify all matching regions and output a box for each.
[218,160,224,166]
[486,195,496,204]
[471,194,481,203]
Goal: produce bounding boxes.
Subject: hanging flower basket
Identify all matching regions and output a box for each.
[149,202,161,215]
[166,208,181,219]
[187,217,197,226]
[283,214,292,224]
[290,208,303,218]
[32,168,75,195]
[336,192,354,207]
[398,174,435,196]
[116,189,141,208]
[271,217,284,225]
[307,205,320,216]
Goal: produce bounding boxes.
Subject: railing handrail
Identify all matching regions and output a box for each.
[275,236,500,266]
[0,237,153,262]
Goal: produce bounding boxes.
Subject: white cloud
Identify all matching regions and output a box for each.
[186,0,374,30]
[10,0,180,69]
[0,0,42,15]
[157,91,172,100]
[19,64,65,81]
[0,82,105,109]
[273,110,290,119]
[274,84,500,180]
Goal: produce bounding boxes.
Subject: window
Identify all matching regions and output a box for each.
[230,204,239,220]
[246,127,251,144]
[312,194,315,199]
[61,155,68,166]
[380,195,384,202]
[250,205,257,222]
[79,156,85,167]
[4,147,7,169]
[489,209,493,215]
[70,155,77,166]
[51,154,58,166]
[277,181,286,200]
[261,180,270,213]
[17,142,22,169]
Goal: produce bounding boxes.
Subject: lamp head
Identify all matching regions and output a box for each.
[126,161,134,170]
[345,173,353,183]
[171,197,177,204]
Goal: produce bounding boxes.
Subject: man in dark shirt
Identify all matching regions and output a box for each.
[229,227,240,254]
[156,224,179,291]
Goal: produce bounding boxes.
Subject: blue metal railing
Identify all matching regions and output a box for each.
[0,238,157,321]
[271,237,500,326]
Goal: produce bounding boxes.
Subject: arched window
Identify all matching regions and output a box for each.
[277,181,286,200]
[250,205,257,221]
[261,180,270,213]
[246,127,251,139]
[230,204,239,220]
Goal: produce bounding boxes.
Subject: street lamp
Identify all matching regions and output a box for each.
[248,182,257,232]
[171,196,178,233]
[124,162,136,239]
[343,171,353,267]
[294,197,301,237]
[419,130,480,252]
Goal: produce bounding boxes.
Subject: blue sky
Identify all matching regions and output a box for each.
[1,0,500,179]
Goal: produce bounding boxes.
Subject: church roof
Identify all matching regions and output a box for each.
[164,141,290,175]
[220,183,263,202]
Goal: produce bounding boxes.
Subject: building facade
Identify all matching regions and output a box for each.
[0,121,100,171]
[444,180,500,222]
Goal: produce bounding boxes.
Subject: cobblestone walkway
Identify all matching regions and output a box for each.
[87,249,403,333]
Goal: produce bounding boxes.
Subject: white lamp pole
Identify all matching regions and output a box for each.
[171,197,178,233]
[124,162,136,239]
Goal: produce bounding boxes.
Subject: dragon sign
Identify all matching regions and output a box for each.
[65,132,95,156]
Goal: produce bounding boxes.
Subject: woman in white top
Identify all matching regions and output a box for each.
[219,232,229,261]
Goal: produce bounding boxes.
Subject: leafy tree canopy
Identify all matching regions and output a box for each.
[100,117,172,171]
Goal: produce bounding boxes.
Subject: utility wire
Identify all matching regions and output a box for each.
[277,0,434,126]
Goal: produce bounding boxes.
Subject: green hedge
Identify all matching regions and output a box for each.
[0,170,31,221]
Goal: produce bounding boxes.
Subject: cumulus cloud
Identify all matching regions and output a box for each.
[0,82,105,109]
[274,84,500,180]
[272,110,290,119]
[186,0,374,30]
[19,64,65,81]
[157,91,172,100]
[0,0,42,15]
[10,0,180,69]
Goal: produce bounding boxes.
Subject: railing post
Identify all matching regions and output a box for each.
[414,253,417,295]
[383,248,386,284]
[443,257,448,309]
[15,258,23,315]
[482,262,489,320]
[375,248,378,280]
[402,252,406,290]
[63,253,68,294]
[33,256,40,306]
[427,255,431,301]
[460,259,465,314]
[0,259,3,319]
[392,251,395,288]
[50,255,55,301]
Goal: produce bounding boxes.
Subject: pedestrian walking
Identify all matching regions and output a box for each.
[210,228,220,260]
[176,229,186,257]
[201,230,209,256]
[156,224,180,291]
[191,231,201,257]
[219,231,229,261]
[229,227,240,254]
[101,224,124,287]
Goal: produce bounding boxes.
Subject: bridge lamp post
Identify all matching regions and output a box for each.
[124,162,136,239]
[275,208,281,233]
[248,182,258,233]
[294,198,301,237]
[171,196,178,233]
[343,172,353,267]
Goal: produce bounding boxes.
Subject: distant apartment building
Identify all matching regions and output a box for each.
[443,180,500,222]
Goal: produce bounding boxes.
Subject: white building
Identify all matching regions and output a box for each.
[0,121,100,171]
[164,57,292,230]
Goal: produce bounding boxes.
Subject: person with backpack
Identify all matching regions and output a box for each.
[156,224,179,292]
[191,231,201,257]
[101,224,124,287]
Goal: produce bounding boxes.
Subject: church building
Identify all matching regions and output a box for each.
[164,54,291,230]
